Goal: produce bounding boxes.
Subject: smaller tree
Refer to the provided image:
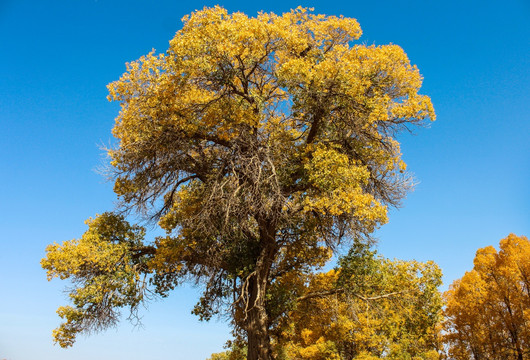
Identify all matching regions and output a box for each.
[443,234,530,360]
[274,244,443,360]
[207,341,246,360]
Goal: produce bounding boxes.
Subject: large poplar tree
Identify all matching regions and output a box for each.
[42,6,434,359]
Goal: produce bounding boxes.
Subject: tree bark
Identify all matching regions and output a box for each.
[246,221,277,360]
[246,273,272,360]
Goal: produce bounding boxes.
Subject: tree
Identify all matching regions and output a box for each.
[207,341,246,360]
[443,234,530,360]
[42,6,434,359]
[275,244,443,360]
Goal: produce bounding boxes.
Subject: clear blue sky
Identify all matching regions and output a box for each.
[0,0,528,359]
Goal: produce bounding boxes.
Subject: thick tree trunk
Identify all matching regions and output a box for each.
[246,274,272,360]
[246,221,277,360]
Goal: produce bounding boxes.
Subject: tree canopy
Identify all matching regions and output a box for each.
[42,6,434,359]
[443,234,530,360]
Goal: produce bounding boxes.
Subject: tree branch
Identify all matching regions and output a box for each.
[297,288,344,301]
[298,289,406,302]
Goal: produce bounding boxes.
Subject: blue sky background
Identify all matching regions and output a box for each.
[0,0,528,359]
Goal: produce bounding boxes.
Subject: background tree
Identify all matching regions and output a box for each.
[207,340,247,360]
[443,234,530,360]
[42,6,434,359]
[274,244,443,360]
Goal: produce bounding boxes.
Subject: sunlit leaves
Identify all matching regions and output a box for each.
[278,245,443,359]
[41,213,152,347]
[443,234,530,360]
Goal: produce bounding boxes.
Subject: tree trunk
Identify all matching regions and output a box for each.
[246,273,272,360]
[246,221,277,360]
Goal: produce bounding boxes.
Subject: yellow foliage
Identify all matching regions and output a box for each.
[44,6,435,354]
[443,234,530,360]
[41,213,149,347]
[278,248,443,359]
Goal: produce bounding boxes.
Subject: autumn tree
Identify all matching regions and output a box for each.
[274,244,443,360]
[42,6,434,360]
[207,341,247,360]
[443,234,530,360]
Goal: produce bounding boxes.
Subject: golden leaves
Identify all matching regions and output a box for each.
[443,234,530,360]
[280,252,443,359]
[41,213,150,347]
[303,145,387,226]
